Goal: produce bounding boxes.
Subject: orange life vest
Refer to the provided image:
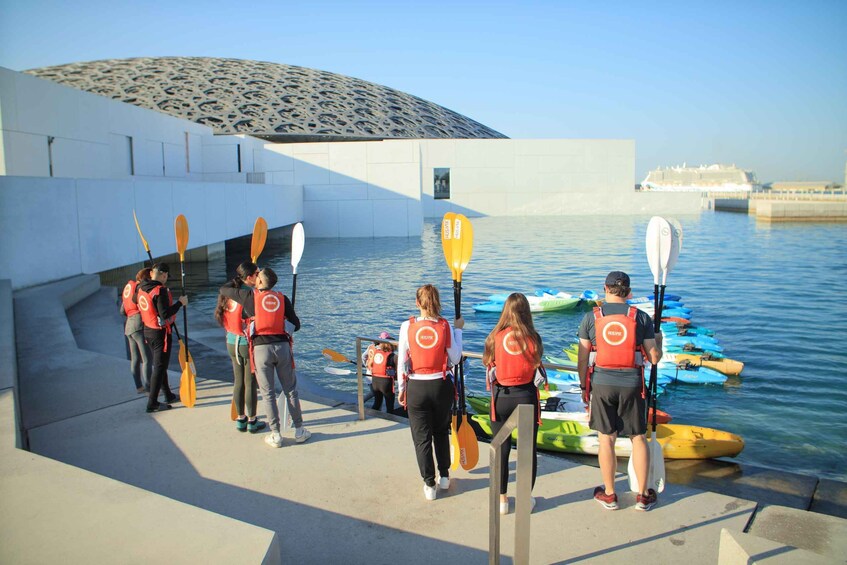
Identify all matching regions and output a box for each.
[222,298,246,336]
[122,280,139,317]
[592,306,641,369]
[492,328,537,386]
[137,285,174,330]
[252,290,287,336]
[407,317,450,377]
[370,349,396,378]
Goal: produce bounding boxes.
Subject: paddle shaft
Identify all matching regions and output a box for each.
[292,274,298,307]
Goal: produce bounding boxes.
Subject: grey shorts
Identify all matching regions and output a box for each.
[589,383,646,437]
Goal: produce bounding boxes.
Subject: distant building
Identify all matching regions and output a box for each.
[642,163,758,192]
[769,181,836,192]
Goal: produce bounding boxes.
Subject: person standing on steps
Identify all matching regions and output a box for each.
[366,331,397,414]
[483,293,546,515]
[577,271,662,511]
[215,261,266,434]
[397,284,464,501]
[121,267,152,394]
[137,263,187,413]
[219,267,310,448]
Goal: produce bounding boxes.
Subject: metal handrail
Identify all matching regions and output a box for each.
[489,403,534,565]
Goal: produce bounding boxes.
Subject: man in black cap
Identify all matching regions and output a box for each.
[577,271,662,511]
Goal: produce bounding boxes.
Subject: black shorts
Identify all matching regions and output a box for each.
[588,383,646,437]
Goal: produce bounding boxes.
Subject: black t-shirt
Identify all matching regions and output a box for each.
[578,302,655,387]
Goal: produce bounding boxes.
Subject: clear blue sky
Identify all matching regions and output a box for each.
[1,0,845,183]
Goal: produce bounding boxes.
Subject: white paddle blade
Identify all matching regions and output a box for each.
[664,217,683,276]
[627,453,640,493]
[645,216,665,285]
[667,217,684,254]
[648,436,666,493]
[291,223,305,274]
[324,366,353,376]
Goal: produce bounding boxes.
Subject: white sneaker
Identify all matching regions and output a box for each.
[499,498,509,515]
[438,476,450,490]
[295,426,311,443]
[264,432,283,448]
[423,484,437,501]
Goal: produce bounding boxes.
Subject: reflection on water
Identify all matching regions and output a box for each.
[179,212,847,481]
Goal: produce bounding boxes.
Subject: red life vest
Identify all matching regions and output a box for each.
[252,290,287,336]
[370,349,395,378]
[592,306,640,369]
[122,280,139,317]
[222,299,246,336]
[493,328,537,386]
[407,317,451,377]
[137,285,174,330]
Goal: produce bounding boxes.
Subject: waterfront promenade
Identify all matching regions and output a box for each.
[2,276,846,563]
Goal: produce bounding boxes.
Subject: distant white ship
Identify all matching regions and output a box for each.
[641,163,758,192]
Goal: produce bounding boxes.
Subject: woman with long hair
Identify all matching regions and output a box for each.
[482,293,544,514]
[120,267,152,393]
[397,284,464,501]
[215,261,266,433]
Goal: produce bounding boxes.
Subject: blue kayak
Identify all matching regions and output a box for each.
[658,364,727,385]
[648,293,682,302]
[629,297,685,309]
[661,323,716,337]
[665,346,726,358]
[663,335,723,352]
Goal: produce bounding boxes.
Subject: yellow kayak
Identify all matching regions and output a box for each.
[471,414,744,460]
[668,353,744,376]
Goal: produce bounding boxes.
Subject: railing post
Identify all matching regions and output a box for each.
[356,337,364,421]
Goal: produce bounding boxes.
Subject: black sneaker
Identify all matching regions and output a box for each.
[247,419,267,433]
[146,403,172,413]
[164,394,179,404]
[636,489,658,511]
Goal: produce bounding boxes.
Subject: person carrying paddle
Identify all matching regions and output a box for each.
[120,267,152,394]
[219,267,309,448]
[397,284,464,501]
[365,331,398,414]
[137,263,187,413]
[215,261,266,433]
[483,293,546,515]
[577,271,662,511]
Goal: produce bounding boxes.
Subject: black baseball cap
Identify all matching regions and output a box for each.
[605,271,630,287]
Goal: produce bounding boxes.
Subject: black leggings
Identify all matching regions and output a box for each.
[406,378,454,487]
[371,376,395,413]
[144,328,174,409]
[490,383,539,495]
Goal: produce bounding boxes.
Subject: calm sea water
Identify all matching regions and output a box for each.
[186,212,847,481]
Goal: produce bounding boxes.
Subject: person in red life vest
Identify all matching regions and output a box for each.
[396,284,464,501]
[577,271,662,511]
[215,261,266,433]
[219,267,309,448]
[137,263,187,413]
[120,267,152,393]
[365,331,397,414]
[482,293,546,515]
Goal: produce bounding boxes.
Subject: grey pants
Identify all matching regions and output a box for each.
[127,330,151,390]
[253,341,303,433]
[227,340,257,418]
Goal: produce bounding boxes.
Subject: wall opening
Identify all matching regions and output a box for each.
[434,167,450,200]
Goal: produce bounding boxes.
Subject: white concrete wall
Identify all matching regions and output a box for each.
[0,175,302,290]
[0,67,210,181]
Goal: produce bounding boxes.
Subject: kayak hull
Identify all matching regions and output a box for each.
[664,353,744,376]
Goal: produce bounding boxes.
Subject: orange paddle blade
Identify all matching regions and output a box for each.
[177,338,187,370]
[251,217,268,263]
[133,209,151,254]
[180,364,196,408]
[454,214,473,283]
[450,415,460,470]
[174,214,189,261]
[322,348,355,364]
[457,414,479,470]
[440,212,457,278]
[230,399,238,421]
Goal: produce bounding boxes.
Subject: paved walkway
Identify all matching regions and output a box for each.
[15,278,759,563]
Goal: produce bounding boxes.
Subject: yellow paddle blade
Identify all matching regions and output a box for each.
[133,209,151,253]
[230,399,238,421]
[453,214,474,283]
[174,214,189,261]
[180,364,196,408]
[457,414,479,469]
[450,415,460,470]
[177,338,187,370]
[322,348,355,364]
[251,217,268,263]
[440,212,456,278]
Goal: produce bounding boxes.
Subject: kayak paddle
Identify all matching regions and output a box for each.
[230,217,269,421]
[452,214,478,470]
[440,213,462,469]
[322,348,357,365]
[291,222,305,306]
[174,214,196,408]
